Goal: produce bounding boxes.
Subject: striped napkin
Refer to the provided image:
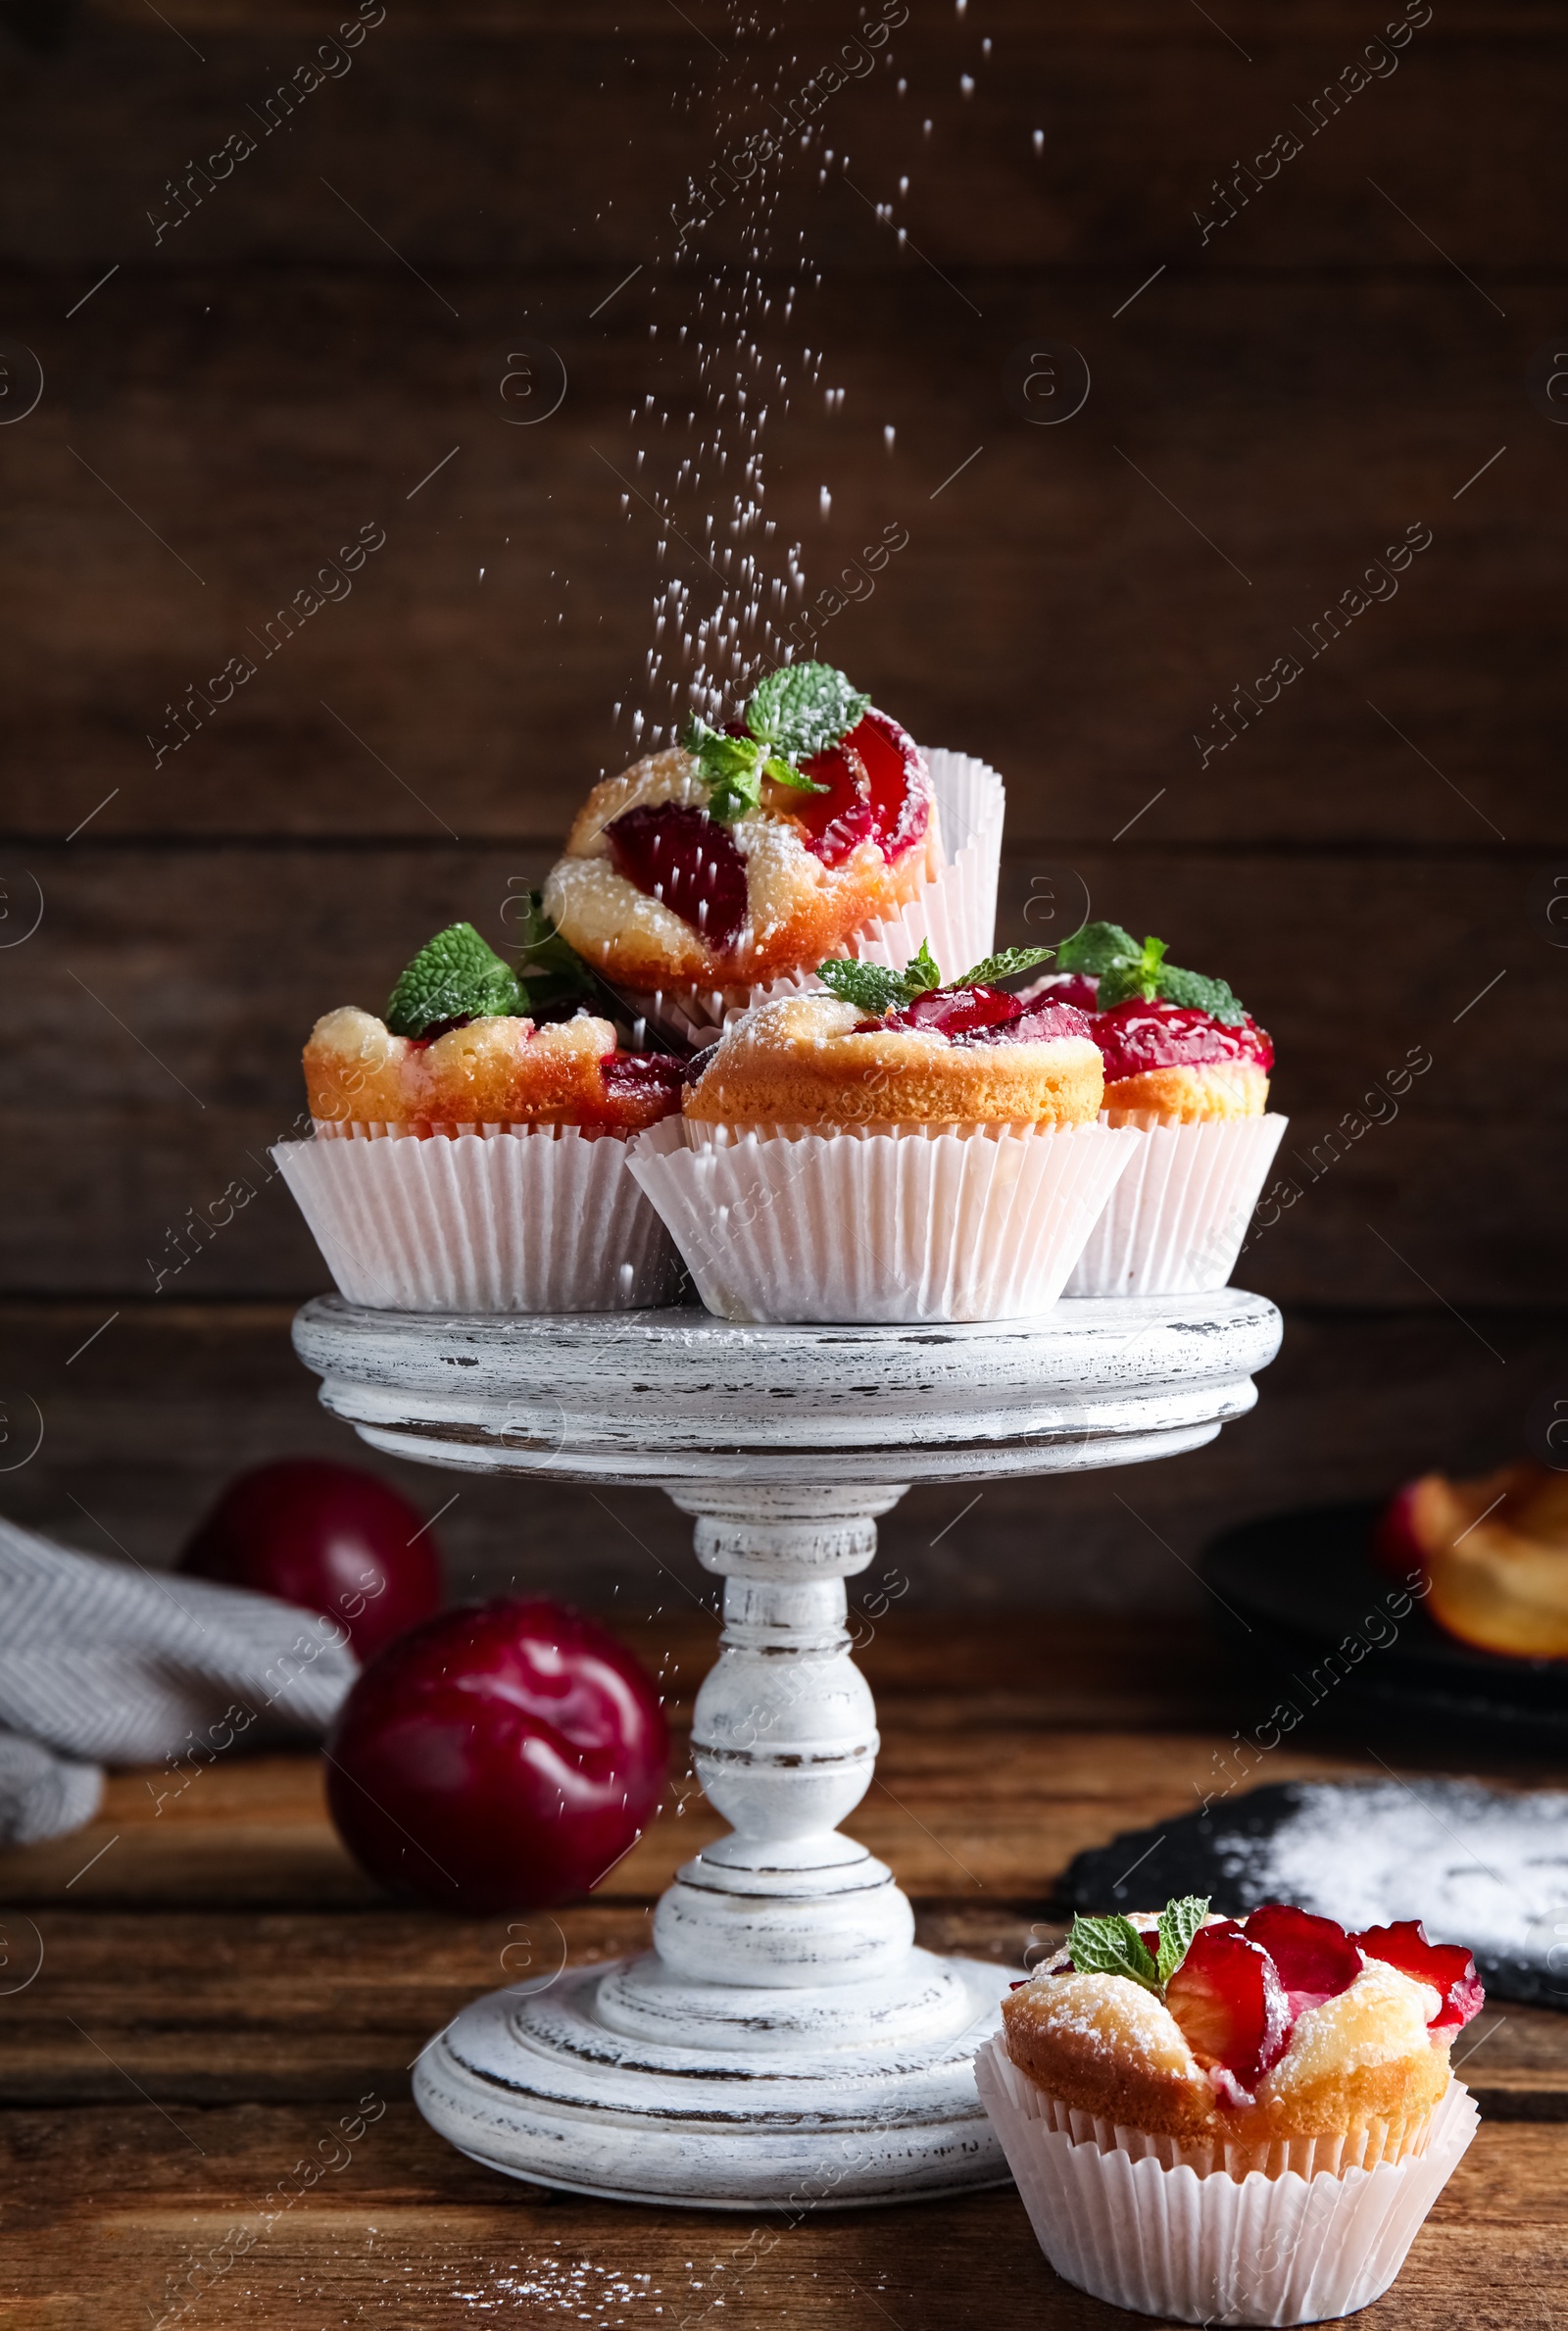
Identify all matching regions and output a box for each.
[0,1513,358,1846]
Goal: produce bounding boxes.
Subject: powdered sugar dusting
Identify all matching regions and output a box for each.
[1221,1779,1568,1968]
[448,2249,662,2312]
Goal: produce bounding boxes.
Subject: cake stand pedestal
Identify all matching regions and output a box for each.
[293,1290,1281,2209]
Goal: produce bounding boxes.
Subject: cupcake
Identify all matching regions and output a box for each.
[541,660,1004,1042]
[273,921,686,1313]
[624,943,1138,1323]
[976,1896,1482,2325]
[1033,924,1289,1298]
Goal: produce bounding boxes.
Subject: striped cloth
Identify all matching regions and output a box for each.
[0,1513,358,1846]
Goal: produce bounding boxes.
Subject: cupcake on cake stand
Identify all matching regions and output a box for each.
[292,1290,1281,2210]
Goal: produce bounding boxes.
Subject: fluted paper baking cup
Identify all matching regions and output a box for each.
[851,746,1004,983]
[1013,2084,1437,2182]
[1065,1113,1289,1298]
[272,1123,683,1313]
[974,2039,1476,2327]
[622,746,1005,1047]
[624,1116,1136,1324]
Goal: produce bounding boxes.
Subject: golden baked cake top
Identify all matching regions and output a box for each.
[542,661,940,996]
[303,920,684,1133]
[1023,920,1273,1123]
[1003,1895,1482,2146]
[682,942,1104,1127]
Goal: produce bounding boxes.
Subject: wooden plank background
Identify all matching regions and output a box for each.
[0,0,1563,1607]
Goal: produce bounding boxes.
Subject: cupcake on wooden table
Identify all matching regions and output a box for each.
[976,1895,1482,2324]
[276,919,685,1313]
[1029,922,1288,1298]
[542,660,1004,1041]
[626,942,1138,1324]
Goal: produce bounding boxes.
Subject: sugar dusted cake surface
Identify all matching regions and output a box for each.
[1003,1912,1458,2146]
[682,992,1104,1127]
[304,1007,682,1133]
[543,743,940,996]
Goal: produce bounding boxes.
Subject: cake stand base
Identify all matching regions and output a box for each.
[294,1295,1282,2210]
[414,1947,1012,2210]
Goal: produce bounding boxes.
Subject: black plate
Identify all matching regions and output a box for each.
[1201,1500,1568,1749]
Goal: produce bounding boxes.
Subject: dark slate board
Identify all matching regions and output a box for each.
[1055,1779,1568,2010]
[1202,1500,1568,1748]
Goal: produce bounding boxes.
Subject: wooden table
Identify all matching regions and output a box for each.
[3,1614,1564,2327]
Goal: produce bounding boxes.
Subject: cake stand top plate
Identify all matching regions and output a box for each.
[293,1289,1282,1488]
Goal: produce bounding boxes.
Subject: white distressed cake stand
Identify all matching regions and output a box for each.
[293,1290,1281,2210]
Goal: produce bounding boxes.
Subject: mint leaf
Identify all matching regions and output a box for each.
[511,893,598,1017]
[747,661,869,763]
[1056,920,1140,977]
[1060,922,1250,1024]
[900,940,942,998]
[951,946,1055,989]
[386,922,525,1038]
[762,755,831,796]
[1156,966,1247,1026]
[816,958,908,1014]
[1066,1912,1160,1992]
[1156,1896,1211,1985]
[685,718,766,822]
[816,941,943,1015]
[1096,935,1168,1010]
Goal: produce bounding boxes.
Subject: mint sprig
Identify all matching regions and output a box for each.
[817,940,942,1015]
[1056,921,1141,977]
[953,946,1055,988]
[685,660,870,823]
[1066,1913,1161,1992]
[1096,932,1169,1010]
[1057,921,1247,1027]
[1155,965,1246,1021]
[749,661,871,761]
[816,940,1058,1017]
[509,891,599,1017]
[1065,1895,1211,1994]
[1156,1896,1211,1985]
[386,921,526,1037]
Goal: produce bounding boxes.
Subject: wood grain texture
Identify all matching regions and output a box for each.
[0,271,1560,848]
[2,1617,1565,2319]
[0,3,1563,1618]
[2,2104,1561,2331]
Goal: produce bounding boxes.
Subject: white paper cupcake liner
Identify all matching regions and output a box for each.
[622,746,1005,1048]
[1017,2085,1437,2182]
[624,1116,1136,1324]
[975,2039,1477,2327]
[273,1122,684,1314]
[1065,1113,1289,1297]
[851,746,1004,982]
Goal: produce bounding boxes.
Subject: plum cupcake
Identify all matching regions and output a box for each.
[1026,924,1288,1298]
[274,921,686,1313]
[624,943,1138,1323]
[976,1896,1482,2324]
[542,660,1004,1042]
